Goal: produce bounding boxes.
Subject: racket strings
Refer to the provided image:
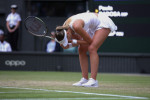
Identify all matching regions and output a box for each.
[25,17,47,36]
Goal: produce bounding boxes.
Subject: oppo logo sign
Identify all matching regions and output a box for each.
[5,60,26,67]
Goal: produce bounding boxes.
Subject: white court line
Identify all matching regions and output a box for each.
[0,98,144,100]
[0,86,148,100]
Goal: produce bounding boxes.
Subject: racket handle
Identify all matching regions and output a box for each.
[54,38,61,44]
[45,36,53,39]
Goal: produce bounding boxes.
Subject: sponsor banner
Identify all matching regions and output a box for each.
[5,60,26,67]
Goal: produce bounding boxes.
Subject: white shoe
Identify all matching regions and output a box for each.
[72,78,88,87]
[82,78,98,87]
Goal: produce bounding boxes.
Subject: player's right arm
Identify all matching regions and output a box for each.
[72,20,92,44]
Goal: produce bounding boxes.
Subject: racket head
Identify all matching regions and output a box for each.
[24,16,48,37]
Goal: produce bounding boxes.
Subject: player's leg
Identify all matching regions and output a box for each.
[72,44,89,86]
[82,28,110,87]
[89,28,110,80]
[78,44,89,79]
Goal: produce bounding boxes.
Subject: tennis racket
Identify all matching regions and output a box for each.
[24,16,58,42]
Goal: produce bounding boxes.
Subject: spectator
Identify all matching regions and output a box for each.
[0,29,12,52]
[6,4,21,51]
[46,31,60,53]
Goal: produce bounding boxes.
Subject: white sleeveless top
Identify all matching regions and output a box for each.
[69,12,117,38]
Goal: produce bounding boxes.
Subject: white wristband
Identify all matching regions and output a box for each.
[72,39,77,44]
[68,43,73,48]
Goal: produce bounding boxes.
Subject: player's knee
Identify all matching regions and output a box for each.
[88,45,97,54]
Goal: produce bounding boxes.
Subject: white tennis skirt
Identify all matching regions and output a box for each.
[87,12,117,38]
[97,12,118,32]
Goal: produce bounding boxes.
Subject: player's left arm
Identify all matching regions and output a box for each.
[61,35,89,49]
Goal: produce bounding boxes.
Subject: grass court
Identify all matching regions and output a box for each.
[0,71,150,100]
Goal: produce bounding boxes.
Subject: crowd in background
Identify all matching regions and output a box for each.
[0,3,83,53]
[0,4,21,52]
[26,1,85,17]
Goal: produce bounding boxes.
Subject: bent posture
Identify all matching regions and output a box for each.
[55,12,117,87]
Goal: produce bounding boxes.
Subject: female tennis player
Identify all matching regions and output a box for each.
[55,12,117,87]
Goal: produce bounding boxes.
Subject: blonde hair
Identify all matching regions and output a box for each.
[56,26,69,31]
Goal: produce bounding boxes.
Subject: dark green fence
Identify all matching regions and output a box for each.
[0,52,150,73]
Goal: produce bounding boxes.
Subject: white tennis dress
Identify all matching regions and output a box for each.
[69,12,117,38]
